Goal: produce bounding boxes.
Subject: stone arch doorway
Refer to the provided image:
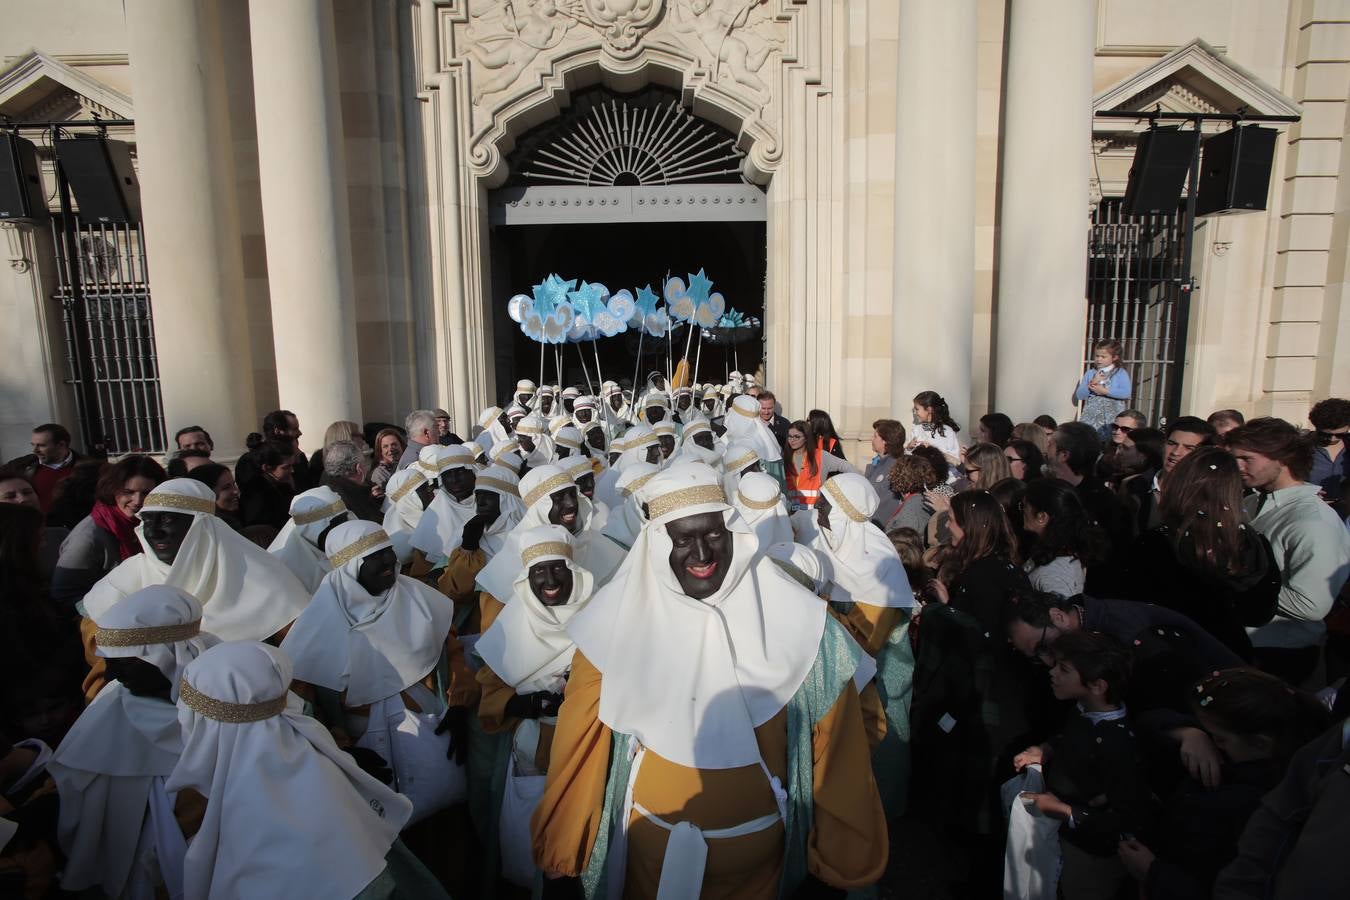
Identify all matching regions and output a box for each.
[485,86,767,399]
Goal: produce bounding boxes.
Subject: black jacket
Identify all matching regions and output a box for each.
[1044,711,1147,855]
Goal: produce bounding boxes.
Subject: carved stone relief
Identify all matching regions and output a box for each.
[446,0,792,185]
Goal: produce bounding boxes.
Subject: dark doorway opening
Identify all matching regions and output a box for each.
[488,219,766,403]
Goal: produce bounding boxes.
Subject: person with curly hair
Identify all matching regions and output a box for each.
[1021,478,1108,598]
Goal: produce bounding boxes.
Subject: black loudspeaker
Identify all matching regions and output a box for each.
[53,136,141,223]
[1122,128,1194,216]
[0,132,47,221]
[1196,125,1278,216]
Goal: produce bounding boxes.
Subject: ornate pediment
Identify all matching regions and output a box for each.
[438,0,798,187]
[0,51,133,124]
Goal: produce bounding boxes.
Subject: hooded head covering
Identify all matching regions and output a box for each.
[553,426,583,457]
[594,424,661,510]
[720,441,762,499]
[568,463,830,769]
[637,390,670,425]
[732,471,794,550]
[476,406,510,456]
[50,586,219,899]
[672,419,722,468]
[168,641,411,900]
[475,463,625,601]
[409,444,479,559]
[281,521,453,707]
[810,473,913,609]
[724,395,782,462]
[267,486,348,594]
[489,438,524,474]
[381,467,429,565]
[83,479,310,642]
[475,464,526,557]
[600,381,630,432]
[474,525,595,694]
[515,414,555,465]
[514,379,537,406]
[600,462,661,549]
[561,455,605,531]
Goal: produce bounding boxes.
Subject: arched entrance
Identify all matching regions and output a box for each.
[486,86,767,397]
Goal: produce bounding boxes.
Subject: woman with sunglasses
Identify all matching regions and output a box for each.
[1003,439,1044,483]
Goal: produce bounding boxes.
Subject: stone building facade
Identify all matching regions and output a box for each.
[1,0,1347,459]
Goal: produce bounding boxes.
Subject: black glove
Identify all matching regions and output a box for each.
[505,691,565,720]
[3,789,60,852]
[434,705,470,765]
[459,514,490,552]
[540,874,584,900]
[343,746,393,785]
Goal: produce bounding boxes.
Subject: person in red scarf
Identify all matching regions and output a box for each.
[50,455,165,614]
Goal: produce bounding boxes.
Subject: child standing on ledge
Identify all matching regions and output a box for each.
[1014,631,1146,900]
[1075,338,1132,442]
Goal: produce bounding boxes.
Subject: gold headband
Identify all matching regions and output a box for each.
[328,529,391,568]
[737,490,780,510]
[555,434,582,449]
[648,484,727,520]
[516,385,536,395]
[143,492,215,515]
[684,421,711,436]
[390,472,427,503]
[492,441,520,458]
[620,471,657,497]
[96,619,201,648]
[730,402,758,418]
[180,678,287,723]
[726,451,757,472]
[521,541,573,565]
[476,476,520,496]
[433,452,475,472]
[627,432,658,449]
[823,480,867,522]
[292,498,346,526]
[517,420,545,435]
[523,472,575,509]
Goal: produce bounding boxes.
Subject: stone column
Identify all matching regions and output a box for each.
[893,0,978,429]
[249,0,362,435]
[126,0,258,457]
[994,0,1096,422]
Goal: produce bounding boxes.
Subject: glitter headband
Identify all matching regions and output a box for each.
[521,541,573,565]
[737,490,780,510]
[328,529,391,568]
[555,433,582,449]
[476,476,520,496]
[522,472,575,509]
[389,471,427,503]
[822,479,867,522]
[648,484,728,520]
[180,678,287,723]
[143,492,216,515]
[96,619,201,648]
[292,498,347,526]
[620,471,658,497]
[517,420,545,436]
[433,450,476,472]
[725,451,758,472]
[730,402,757,418]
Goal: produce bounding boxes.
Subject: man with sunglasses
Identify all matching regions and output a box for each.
[1109,410,1147,446]
[1308,397,1350,504]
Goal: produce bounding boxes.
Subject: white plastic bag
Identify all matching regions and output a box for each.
[1001,765,1060,900]
[499,736,548,887]
[359,696,466,825]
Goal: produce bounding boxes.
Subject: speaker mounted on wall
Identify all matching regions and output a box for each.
[0,132,48,222]
[1121,127,1194,217]
[1196,125,1278,217]
[53,135,141,224]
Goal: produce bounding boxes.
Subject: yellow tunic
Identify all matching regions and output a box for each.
[840,601,904,657]
[531,652,888,898]
[437,548,487,633]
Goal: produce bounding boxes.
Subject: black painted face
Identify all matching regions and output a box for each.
[547,487,580,533]
[416,479,437,510]
[658,435,675,459]
[703,399,716,412]
[743,461,762,475]
[498,411,513,434]
[356,546,398,595]
[141,510,196,565]
[609,394,624,411]
[676,395,692,411]
[563,398,576,414]
[576,472,595,499]
[540,396,554,416]
[517,433,536,453]
[516,392,532,408]
[575,408,592,424]
[316,512,350,551]
[608,451,621,465]
[645,444,663,465]
[107,656,172,700]
[816,494,833,532]
[528,559,574,607]
[646,406,666,424]
[586,426,606,451]
[555,445,572,459]
[474,488,502,525]
[694,431,715,450]
[666,511,733,600]
[441,466,476,502]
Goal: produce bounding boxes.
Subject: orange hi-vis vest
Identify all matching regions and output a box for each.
[786,444,827,507]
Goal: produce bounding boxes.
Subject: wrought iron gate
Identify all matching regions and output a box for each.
[51,215,166,455]
[1084,198,1190,427]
